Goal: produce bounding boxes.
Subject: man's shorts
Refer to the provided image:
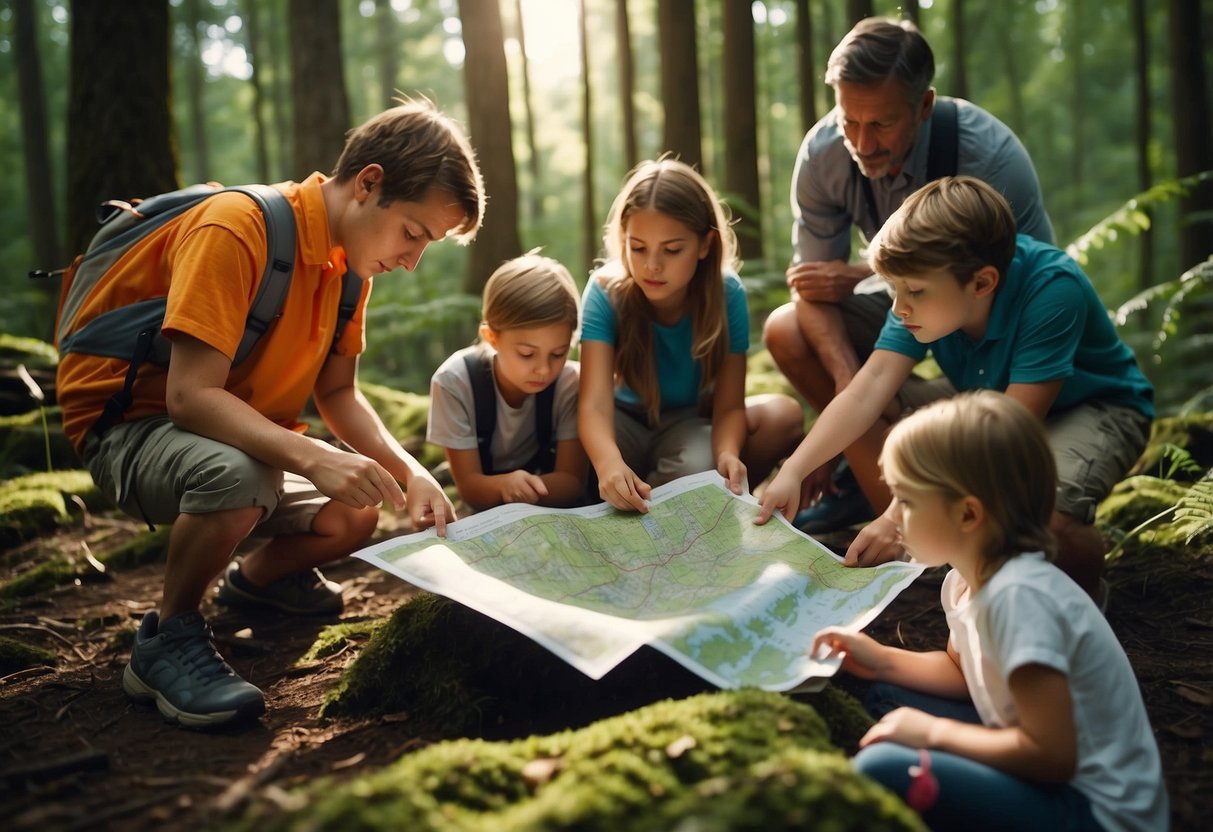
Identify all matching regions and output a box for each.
[888,383,1152,524]
[83,415,326,537]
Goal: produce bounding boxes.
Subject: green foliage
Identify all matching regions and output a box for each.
[240,689,925,832]
[0,469,102,552]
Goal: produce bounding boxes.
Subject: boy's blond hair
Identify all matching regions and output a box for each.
[868,175,1017,285]
[881,391,1056,580]
[600,157,738,426]
[333,97,484,243]
[482,252,580,335]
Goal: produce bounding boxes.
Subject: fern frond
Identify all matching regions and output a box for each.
[1067,171,1213,266]
[1172,474,1213,545]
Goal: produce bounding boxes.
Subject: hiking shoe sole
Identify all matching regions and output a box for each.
[123,663,265,729]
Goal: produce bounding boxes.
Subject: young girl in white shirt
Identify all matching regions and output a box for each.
[813,391,1167,832]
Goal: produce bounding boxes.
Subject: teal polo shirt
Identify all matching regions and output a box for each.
[874,235,1154,418]
[581,270,750,410]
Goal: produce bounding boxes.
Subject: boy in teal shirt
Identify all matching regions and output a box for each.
[757,176,1153,598]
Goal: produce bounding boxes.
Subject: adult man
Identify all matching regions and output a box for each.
[56,100,485,728]
[762,17,1053,532]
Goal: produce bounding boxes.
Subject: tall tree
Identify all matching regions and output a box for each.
[513,0,542,221]
[182,0,211,182]
[900,2,920,26]
[458,0,522,293]
[579,0,597,274]
[795,0,817,135]
[1068,0,1086,215]
[722,0,763,263]
[657,0,702,167]
[13,0,63,269]
[243,0,272,182]
[67,0,177,253]
[288,0,351,178]
[615,0,638,170]
[949,0,968,100]
[1168,0,1213,268]
[846,0,874,25]
[266,0,292,179]
[375,0,401,108]
[1132,0,1153,290]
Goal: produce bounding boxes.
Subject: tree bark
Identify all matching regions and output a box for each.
[1068,0,1085,214]
[795,0,817,135]
[376,0,401,108]
[13,0,63,270]
[243,0,272,182]
[657,0,702,168]
[514,0,542,221]
[67,0,177,254]
[1168,0,1213,268]
[457,0,522,293]
[949,0,968,100]
[846,0,874,26]
[580,0,597,275]
[615,0,638,170]
[722,0,762,263]
[288,0,351,179]
[182,0,211,182]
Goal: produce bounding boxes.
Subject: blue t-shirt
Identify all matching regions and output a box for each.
[580,270,750,410]
[874,235,1154,418]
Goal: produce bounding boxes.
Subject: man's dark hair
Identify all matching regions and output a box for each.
[825,18,935,105]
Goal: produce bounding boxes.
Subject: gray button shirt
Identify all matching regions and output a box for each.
[791,96,1054,264]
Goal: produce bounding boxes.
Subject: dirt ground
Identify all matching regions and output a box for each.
[1,509,1210,832]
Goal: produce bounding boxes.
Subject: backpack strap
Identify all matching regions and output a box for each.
[524,380,557,475]
[332,267,363,354]
[463,351,498,475]
[856,97,960,230]
[230,185,297,365]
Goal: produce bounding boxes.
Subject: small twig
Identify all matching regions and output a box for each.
[0,665,55,686]
[0,623,90,662]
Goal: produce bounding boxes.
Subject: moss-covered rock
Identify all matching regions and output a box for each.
[0,407,79,477]
[0,633,58,675]
[323,593,872,751]
[299,618,385,664]
[1097,474,1213,557]
[0,469,106,551]
[241,689,924,832]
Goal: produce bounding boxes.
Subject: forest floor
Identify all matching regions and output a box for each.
[0,505,1210,832]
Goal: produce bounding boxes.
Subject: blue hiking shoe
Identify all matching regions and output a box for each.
[793,460,874,534]
[123,610,265,729]
[214,560,343,616]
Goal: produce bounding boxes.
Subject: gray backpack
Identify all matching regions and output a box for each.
[38,184,361,438]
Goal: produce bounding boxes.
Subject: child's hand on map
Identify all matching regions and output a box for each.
[811,627,887,681]
[597,463,652,513]
[716,452,747,496]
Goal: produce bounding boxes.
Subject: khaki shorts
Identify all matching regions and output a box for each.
[885,385,1152,523]
[613,405,715,487]
[84,415,326,536]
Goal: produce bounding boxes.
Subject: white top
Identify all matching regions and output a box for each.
[942,554,1169,832]
[427,345,580,473]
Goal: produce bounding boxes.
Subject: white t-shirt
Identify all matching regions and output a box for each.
[943,554,1169,832]
[427,345,580,473]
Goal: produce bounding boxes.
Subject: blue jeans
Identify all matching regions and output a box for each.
[855,684,1104,832]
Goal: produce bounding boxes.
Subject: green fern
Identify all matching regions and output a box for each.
[1066,170,1213,267]
[1114,256,1213,354]
[1172,473,1213,545]
[1157,442,1203,481]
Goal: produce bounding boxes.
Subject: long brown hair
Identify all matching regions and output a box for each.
[598,158,738,426]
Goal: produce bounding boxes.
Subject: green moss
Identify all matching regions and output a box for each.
[1097,475,1193,550]
[0,555,78,599]
[299,618,385,664]
[239,691,924,832]
[0,333,58,366]
[0,634,58,675]
[0,470,108,551]
[97,526,171,570]
[0,407,79,476]
[795,683,877,752]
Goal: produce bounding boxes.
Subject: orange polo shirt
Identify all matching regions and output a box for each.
[56,173,371,454]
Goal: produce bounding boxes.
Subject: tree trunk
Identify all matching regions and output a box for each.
[1132,0,1153,290]
[722,0,762,264]
[580,0,597,274]
[846,0,874,26]
[182,0,211,182]
[616,0,638,170]
[288,0,351,179]
[266,0,292,179]
[243,0,272,182]
[795,0,817,135]
[1068,0,1085,215]
[67,0,177,254]
[657,0,702,169]
[1168,0,1213,268]
[901,2,920,26]
[457,0,522,294]
[514,0,542,221]
[13,0,63,270]
[995,6,1026,136]
[949,0,968,100]
[376,0,401,108]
